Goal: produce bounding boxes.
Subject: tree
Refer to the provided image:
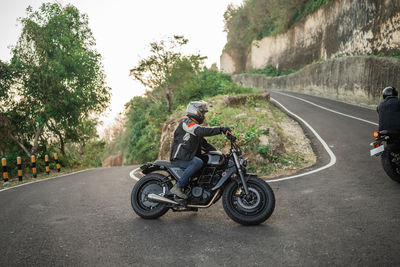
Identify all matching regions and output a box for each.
[0,60,12,100]
[129,35,205,113]
[2,3,110,157]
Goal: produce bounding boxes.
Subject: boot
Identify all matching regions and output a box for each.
[170,185,188,199]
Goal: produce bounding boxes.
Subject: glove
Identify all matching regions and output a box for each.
[220,127,231,134]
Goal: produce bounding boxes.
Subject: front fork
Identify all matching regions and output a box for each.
[232,151,249,195]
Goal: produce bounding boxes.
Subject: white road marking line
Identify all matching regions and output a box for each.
[130,167,141,181]
[274,91,378,126]
[0,168,94,193]
[268,98,337,183]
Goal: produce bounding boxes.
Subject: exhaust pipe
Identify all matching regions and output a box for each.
[147,193,179,205]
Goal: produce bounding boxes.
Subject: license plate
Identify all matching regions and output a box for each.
[370,145,385,156]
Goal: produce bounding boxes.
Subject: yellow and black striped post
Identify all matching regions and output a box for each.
[54,153,61,172]
[45,155,50,175]
[17,157,23,181]
[2,158,8,183]
[31,155,37,178]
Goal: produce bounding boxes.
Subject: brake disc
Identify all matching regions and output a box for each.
[237,187,260,210]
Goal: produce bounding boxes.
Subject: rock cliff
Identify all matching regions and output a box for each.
[221,0,400,73]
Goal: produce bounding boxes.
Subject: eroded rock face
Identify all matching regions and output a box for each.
[221,0,400,73]
[220,52,237,74]
[158,112,186,160]
[102,153,123,167]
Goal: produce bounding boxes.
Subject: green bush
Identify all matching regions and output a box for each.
[83,140,106,167]
[247,64,298,77]
[116,68,254,164]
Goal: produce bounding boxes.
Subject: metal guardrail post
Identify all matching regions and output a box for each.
[2,158,8,184]
[17,157,22,181]
[54,153,61,172]
[45,155,50,175]
[31,155,37,178]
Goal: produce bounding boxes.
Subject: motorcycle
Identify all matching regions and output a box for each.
[131,133,275,225]
[370,130,400,183]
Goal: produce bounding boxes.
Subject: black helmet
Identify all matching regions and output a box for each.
[186,101,208,124]
[382,86,398,99]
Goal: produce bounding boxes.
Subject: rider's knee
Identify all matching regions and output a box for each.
[193,157,203,169]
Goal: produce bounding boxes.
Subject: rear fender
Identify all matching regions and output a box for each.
[140,162,169,175]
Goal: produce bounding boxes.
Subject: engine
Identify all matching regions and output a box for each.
[186,154,225,204]
[191,186,211,200]
[188,171,220,204]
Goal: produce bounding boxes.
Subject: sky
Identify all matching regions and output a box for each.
[0,0,243,132]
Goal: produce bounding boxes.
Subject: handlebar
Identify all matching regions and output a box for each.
[226,132,236,143]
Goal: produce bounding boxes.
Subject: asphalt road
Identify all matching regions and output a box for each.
[1,91,400,266]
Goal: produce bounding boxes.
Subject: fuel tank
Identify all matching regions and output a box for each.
[205,151,225,166]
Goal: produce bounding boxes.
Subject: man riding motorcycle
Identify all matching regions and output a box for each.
[169,101,231,199]
[377,87,400,134]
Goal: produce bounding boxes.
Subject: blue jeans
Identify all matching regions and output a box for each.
[175,156,203,188]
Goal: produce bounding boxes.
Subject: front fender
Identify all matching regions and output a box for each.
[212,170,256,191]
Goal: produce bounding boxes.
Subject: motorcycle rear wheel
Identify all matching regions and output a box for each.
[131,173,170,219]
[222,177,275,225]
[381,144,400,183]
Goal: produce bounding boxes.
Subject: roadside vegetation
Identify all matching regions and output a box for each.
[106,35,315,177]
[106,36,253,164]
[0,3,110,183]
[204,95,315,176]
[247,64,298,77]
[1,3,316,184]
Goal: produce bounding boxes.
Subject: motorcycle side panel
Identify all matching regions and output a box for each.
[211,166,236,191]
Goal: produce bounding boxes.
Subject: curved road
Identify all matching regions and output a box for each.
[1,91,400,266]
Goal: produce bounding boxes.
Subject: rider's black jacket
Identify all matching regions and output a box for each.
[170,117,222,161]
[377,96,400,131]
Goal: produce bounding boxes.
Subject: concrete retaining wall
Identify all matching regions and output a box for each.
[232,56,400,108]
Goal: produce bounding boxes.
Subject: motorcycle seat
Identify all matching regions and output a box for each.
[154,160,184,179]
[154,160,174,168]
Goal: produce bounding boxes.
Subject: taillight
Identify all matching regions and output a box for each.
[373,131,379,138]
[374,143,380,148]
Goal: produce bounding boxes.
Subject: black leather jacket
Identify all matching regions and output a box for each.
[170,117,223,161]
[377,96,400,131]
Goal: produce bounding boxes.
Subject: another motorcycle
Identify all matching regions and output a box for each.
[370,130,400,183]
[131,133,275,225]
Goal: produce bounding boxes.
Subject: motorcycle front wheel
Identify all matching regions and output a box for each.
[222,177,275,225]
[131,173,170,219]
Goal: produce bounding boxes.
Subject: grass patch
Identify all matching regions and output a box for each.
[204,96,311,176]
